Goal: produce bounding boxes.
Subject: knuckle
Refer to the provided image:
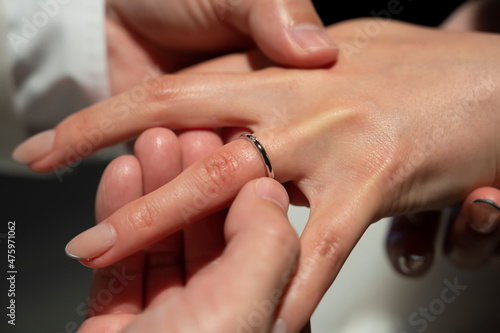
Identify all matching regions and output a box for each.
[149,75,182,104]
[126,198,162,232]
[194,147,243,199]
[299,231,345,280]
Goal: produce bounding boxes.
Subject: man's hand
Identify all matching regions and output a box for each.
[78,127,299,332]
[105,0,338,94]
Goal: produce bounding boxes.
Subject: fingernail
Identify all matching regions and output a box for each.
[291,24,337,51]
[272,319,287,333]
[469,199,500,234]
[65,223,116,260]
[398,253,427,276]
[256,178,289,213]
[12,129,55,164]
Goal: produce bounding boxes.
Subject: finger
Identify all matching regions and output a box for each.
[275,186,380,332]
[78,314,136,333]
[217,125,310,209]
[16,73,271,172]
[121,178,298,333]
[178,130,226,279]
[444,187,500,269]
[133,128,185,306]
[222,0,338,67]
[86,155,145,317]
[64,131,295,268]
[178,49,273,74]
[386,211,441,277]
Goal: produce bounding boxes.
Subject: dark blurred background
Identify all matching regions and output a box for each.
[315,0,467,26]
[0,1,468,332]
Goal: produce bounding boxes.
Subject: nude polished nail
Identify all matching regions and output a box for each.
[469,199,500,234]
[291,24,338,51]
[397,253,428,276]
[12,129,55,164]
[65,223,116,260]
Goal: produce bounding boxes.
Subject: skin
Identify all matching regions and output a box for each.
[104,0,338,95]
[387,0,500,276]
[79,128,299,333]
[16,20,500,331]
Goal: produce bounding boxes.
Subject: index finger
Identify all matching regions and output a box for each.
[13,73,267,173]
[64,137,279,268]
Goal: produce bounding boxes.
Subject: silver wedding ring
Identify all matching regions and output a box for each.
[240,134,274,179]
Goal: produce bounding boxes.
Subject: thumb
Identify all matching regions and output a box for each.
[221,0,338,67]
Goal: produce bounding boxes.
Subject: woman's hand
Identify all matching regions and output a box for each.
[386,0,500,277]
[14,20,500,331]
[78,127,299,333]
[105,0,338,94]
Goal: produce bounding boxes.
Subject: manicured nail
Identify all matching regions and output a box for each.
[65,223,116,260]
[256,178,289,213]
[291,24,337,51]
[469,199,500,234]
[272,319,287,333]
[398,253,427,276]
[12,129,55,164]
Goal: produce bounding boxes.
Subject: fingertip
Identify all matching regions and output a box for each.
[177,129,224,168]
[134,127,178,156]
[134,127,181,194]
[96,155,143,222]
[386,213,440,277]
[228,178,293,241]
[248,0,338,68]
[469,199,500,234]
[444,187,500,269]
[255,24,338,68]
[288,23,339,61]
[462,187,500,234]
[65,223,116,261]
[255,177,289,214]
[12,129,55,164]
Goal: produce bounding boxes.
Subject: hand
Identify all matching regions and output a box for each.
[14,20,500,331]
[105,0,338,94]
[387,187,500,276]
[386,0,500,277]
[78,127,299,333]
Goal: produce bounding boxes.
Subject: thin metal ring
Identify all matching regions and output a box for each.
[240,134,274,179]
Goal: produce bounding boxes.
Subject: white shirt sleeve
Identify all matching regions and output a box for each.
[8,0,110,133]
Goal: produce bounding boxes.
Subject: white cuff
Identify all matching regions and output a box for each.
[8,0,110,132]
